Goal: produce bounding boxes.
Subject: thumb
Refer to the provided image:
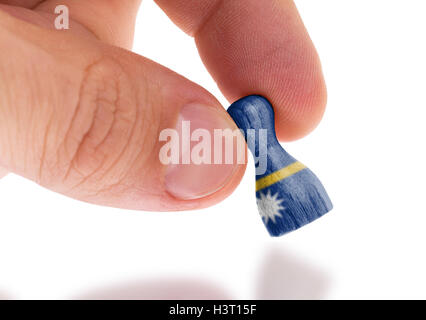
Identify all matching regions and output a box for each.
[0,12,245,211]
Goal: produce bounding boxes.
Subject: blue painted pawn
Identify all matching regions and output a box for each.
[227,95,333,236]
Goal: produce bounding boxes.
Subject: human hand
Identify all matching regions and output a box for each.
[0,0,326,211]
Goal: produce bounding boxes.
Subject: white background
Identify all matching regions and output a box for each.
[1,0,426,299]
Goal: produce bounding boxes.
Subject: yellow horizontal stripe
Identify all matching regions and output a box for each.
[256,161,306,192]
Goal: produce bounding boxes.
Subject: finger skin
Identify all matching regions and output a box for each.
[0,166,7,179]
[35,0,142,49]
[0,10,245,211]
[1,0,142,49]
[156,0,327,141]
[0,0,41,7]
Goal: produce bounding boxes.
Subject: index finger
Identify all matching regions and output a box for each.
[155,0,327,141]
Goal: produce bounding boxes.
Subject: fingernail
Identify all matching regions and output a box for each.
[164,103,242,200]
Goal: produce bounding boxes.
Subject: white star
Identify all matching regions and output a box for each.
[256,190,285,224]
